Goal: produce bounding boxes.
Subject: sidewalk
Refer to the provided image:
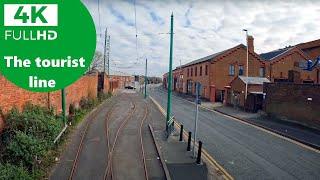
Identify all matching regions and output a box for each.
[211,105,320,149]
[147,98,223,180]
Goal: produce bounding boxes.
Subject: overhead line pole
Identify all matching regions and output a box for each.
[103,28,107,74]
[145,58,148,99]
[166,13,174,132]
[107,35,111,75]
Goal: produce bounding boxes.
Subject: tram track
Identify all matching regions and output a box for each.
[63,92,163,180]
[104,95,137,180]
[68,94,119,180]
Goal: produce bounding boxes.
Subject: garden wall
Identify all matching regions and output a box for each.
[0,72,99,130]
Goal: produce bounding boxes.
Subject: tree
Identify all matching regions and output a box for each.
[89,51,104,72]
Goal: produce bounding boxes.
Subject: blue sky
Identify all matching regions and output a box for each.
[82,0,320,77]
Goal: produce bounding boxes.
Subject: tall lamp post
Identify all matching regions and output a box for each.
[166,13,174,132]
[243,29,249,100]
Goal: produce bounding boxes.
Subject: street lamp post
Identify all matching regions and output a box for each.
[243,29,249,100]
[166,13,174,132]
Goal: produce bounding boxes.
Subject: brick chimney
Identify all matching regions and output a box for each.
[247,35,254,53]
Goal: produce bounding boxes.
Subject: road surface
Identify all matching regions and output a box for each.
[148,85,320,180]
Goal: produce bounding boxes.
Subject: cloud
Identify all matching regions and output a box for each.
[82,0,320,77]
[149,11,165,25]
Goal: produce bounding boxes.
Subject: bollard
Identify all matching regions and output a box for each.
[187,131,192,151]
[197,141,203,164]
[179,125,184,141]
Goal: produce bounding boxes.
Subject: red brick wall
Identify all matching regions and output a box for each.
[65,73,98,110]
[263,83,320,130]
[0,115,4,131]
[0,73,99,129]
[182,61,211,99]
[267,50,316,83]
[229,78,264,107]
[211,47,265,91]
[103,75,110,93]
[109,75,133,89]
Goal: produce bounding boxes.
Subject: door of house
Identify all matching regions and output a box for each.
[187,80,192,94]
[232,92,240,108]
[173,78,177,90]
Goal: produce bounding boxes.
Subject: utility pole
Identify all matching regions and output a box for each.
[166,13,174,132]
[107,35,111,75]
[103,28,107,74]
[243,29,249,100]
[179,59,182,92]
[145,58,148,99]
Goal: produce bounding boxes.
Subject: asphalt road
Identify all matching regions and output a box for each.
[148,85,320,180]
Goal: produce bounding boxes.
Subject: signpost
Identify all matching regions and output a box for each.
[193,82,201,157]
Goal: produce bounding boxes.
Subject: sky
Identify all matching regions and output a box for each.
[81,0,320,77]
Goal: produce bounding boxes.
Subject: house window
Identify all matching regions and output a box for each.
[229,64,235,76]
[195,67,197,76]
[259,67,265,77]
[200,66,203,76]
[205,65,208,75]
[239,65,244,76]
[187,68,189,77]
[191,68,193,76]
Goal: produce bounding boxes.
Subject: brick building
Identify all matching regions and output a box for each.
[226,76,270,111]
[163,37,320,103]
[260,39,320,84]
[164,36,266,102]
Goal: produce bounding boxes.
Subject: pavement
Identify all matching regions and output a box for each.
[147,95,216,180]
[167,86,320,149]
[148,85,320,180]
[213,106,320,149]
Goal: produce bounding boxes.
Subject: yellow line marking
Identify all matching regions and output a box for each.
[155,89,320,154]
[149,96,234,180]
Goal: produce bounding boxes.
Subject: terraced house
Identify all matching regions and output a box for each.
[163,37,320,103]
[260,39,320,84]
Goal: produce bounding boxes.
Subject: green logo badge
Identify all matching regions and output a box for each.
[0,0,96,92]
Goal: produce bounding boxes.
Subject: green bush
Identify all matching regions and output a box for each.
[0,163,33,180]
[5,131,45,168]
[98,92,111,102]
[0,97,106,179]
[3,103,62,147]
[0,103,63,174]
[79,97,97,110]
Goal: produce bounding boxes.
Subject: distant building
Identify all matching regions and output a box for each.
[163,37,320,103]
[226,76,270,111]
[164,36,266,102]
[260,39,320,84]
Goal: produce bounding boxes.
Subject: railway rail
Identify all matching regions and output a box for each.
[66,93,163,180]
[68,94,120,180]
[104,96,137,180]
